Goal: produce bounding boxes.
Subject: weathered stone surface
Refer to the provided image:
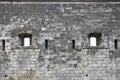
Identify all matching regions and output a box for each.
[0,2,120,80]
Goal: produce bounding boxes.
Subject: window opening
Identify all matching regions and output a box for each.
[72,40,75,49]
[90,37,97,46]
[45,39,48,50]
[18,33,32,46]
[115,39,118,49]
[88,33,102,46]
[2,40,5,51]
[24,37,30,46]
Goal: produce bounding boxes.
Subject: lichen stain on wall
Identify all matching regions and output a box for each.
[8,69,48,80]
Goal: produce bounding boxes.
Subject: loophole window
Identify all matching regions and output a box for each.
[45,39,48,50]
[114,39,118,49]
[2,40,5,51]
[72,40,75,49]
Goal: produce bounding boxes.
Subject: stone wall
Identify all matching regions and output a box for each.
[0,2,120,80]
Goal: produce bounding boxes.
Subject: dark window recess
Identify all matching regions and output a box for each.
[72,40,75,49]
[88,33,102,46]
[2,40,5,51]
[18,33,32,46]
[115,39,118,49]
[45,39,48,50]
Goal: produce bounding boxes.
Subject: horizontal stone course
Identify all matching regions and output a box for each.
[0,2,119,80]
